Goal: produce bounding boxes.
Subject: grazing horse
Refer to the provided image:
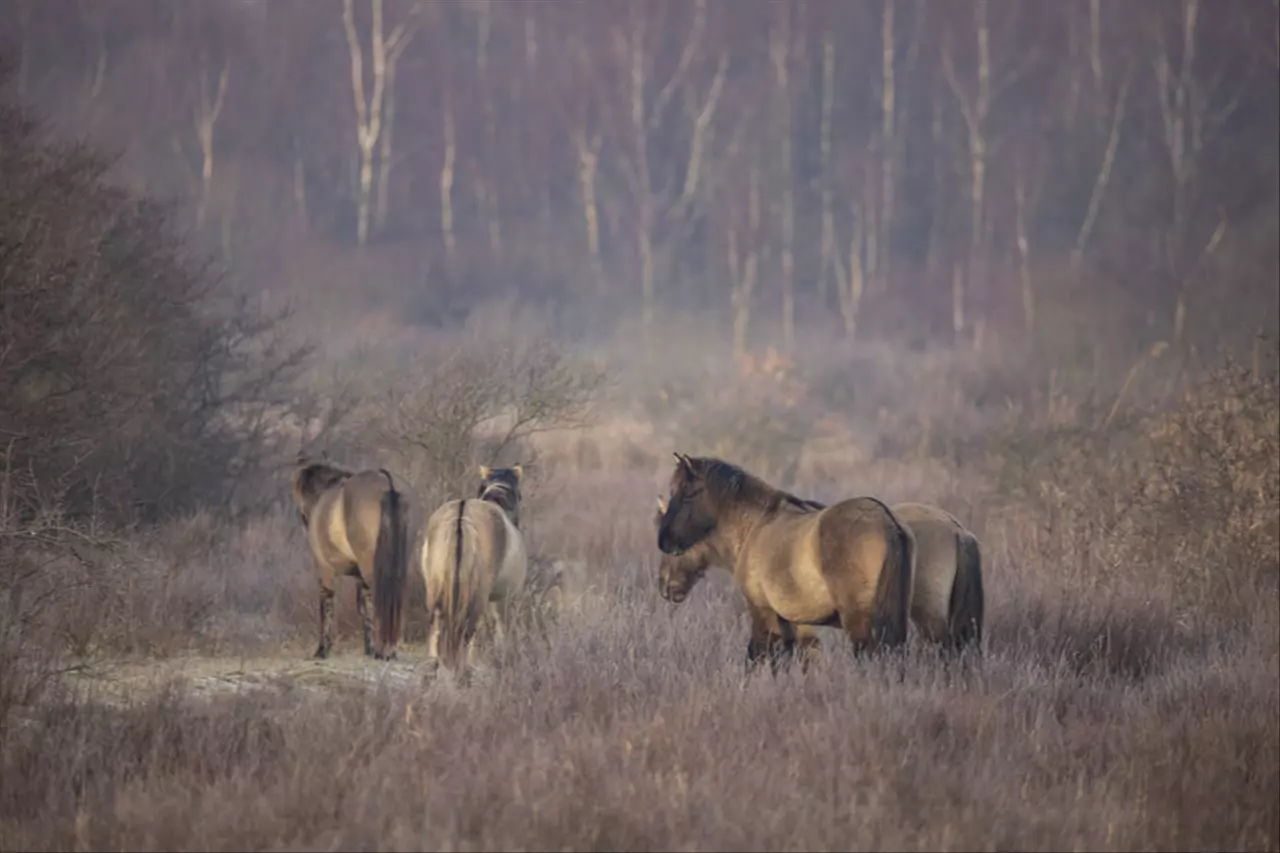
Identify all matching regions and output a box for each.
[653,497,984,660]
[291,454,410,660]
[656,454,915,674]
[422,465,528,681]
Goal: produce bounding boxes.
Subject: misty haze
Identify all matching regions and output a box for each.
[0,1,1277,850]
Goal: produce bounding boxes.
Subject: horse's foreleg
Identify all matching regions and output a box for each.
[744,607,790,677]
[357,583,374,657]
[315,587,336,660]
[769,618,801,677]
[795,628,821,675]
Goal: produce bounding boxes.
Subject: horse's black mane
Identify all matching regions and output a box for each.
[294,459,353,502]
[694,457,825,515]
[478,467,522,525]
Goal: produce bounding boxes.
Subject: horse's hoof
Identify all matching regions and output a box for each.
[313,648,329,660]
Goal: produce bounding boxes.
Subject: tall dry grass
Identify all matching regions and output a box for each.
[1,337,1277,852]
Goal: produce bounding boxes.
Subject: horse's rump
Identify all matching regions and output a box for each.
[812,497,914,648]
[292,461,409,657]
[424,499,511,671]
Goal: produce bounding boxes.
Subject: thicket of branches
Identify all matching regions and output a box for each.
[0,64,308,530]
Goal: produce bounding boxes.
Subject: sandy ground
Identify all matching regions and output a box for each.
[61,643,490,706]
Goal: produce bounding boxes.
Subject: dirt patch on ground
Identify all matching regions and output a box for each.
[62,643,489,706]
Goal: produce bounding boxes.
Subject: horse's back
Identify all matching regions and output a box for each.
[816,496,907,565]
[748,497,904,625]
[422,498,518,592]
[336,470,394,561]
[423,499,465,585]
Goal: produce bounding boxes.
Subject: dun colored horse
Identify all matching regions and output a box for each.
[654,497,984,660]
[291,454,410,660]
[421,465,528,680]
[656,454,915,673]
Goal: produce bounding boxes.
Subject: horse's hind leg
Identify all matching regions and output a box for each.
[357,582,375,657]
[315,586,336,660]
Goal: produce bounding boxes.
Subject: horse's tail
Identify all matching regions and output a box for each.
[440,499,483,673]
[947,530,985,655]
[374,470,408,655]
[871,509,915,650]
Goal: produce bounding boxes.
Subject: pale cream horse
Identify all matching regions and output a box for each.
[654,495,984,659]
[421,465,528,681]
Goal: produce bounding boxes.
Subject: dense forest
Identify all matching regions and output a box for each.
[6,0,1277,363]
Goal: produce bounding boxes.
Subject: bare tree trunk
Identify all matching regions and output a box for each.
[1071,67,1133,273]
[877,0,897,299]
[771,5,795,355]
[193,60,230,230]
[942,0,993,348]
[341,0,420,247]
[473,0,502,257]
[78,0,109,100]
[293,141,309,236]
[818,33,836,309]
[834,200,867,340]
[614,0,712,348]
[574,128,604,292]
[627,14,657,344]
[374,57,398,233]
[440,92,457,260]
[728,164,761,359]
[1013,157,1036,336]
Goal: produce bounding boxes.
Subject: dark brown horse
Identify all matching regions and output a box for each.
[291,454,410,660]
[656,454,915,673]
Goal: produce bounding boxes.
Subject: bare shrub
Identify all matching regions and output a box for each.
[352,334,607,515]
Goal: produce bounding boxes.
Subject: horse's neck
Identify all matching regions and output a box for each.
[712,500,774,565]
[480,494,519,527]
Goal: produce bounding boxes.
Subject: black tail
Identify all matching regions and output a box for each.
[374,472,408,655]
[947,531,985,655]
[439,499,471,673]
[871,511,915,650]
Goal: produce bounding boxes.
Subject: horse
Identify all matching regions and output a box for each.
[421,465,528,681]
[291,453,410,660]
[655,453,915,674]
[653,496,984,661]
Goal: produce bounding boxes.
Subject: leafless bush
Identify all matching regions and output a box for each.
[354,335,608,514]
[0,67,309,529]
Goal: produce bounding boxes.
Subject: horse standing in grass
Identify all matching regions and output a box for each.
[653,496,984,663]
[291,454,410,660]
[655,454,915,674]
[421,465,528,681]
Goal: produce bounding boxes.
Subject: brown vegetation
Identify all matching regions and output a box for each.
[1,5,1278,851]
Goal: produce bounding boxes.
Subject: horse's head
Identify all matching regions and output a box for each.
[653,496,712,604]
[657,453,720,556]
[478,464,523,527]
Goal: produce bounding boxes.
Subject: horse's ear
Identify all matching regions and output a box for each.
[511,464,523,481]
[479,465,491,480]
[672,452,690,473]
[656,496,668,515]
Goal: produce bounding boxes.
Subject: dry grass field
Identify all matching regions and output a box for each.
[3,329,1277,853]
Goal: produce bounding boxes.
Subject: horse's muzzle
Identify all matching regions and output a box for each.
[657,530,687,556]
